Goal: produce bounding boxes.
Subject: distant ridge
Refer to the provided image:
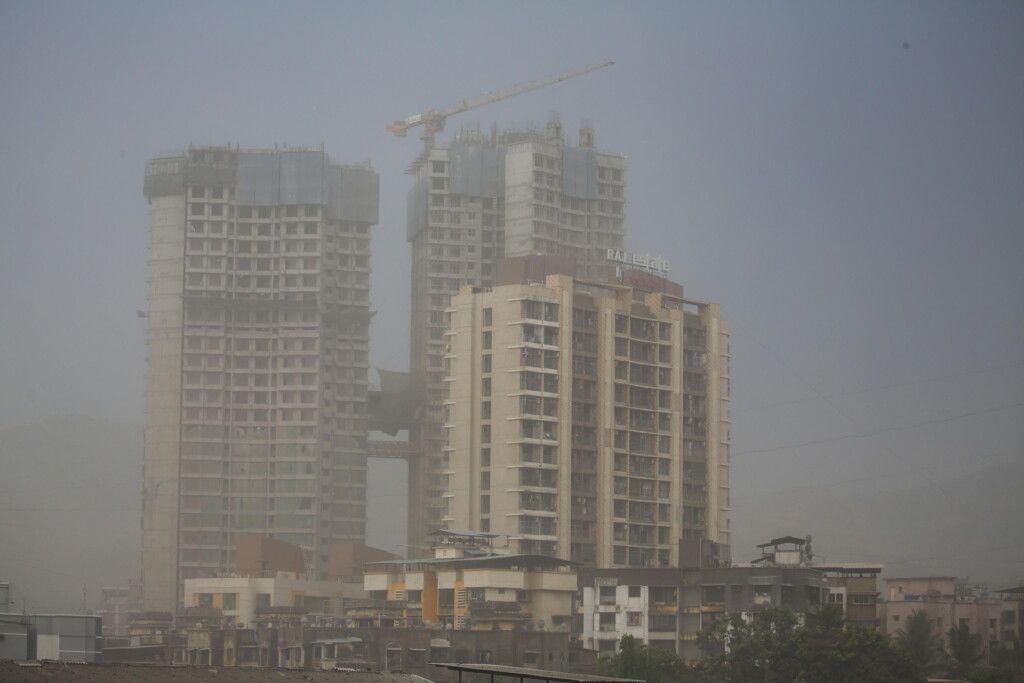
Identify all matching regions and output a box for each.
[0,415,142,613]
[731,461,1024,587]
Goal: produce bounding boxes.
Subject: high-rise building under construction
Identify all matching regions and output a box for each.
[404,118,627,547]
[141,146,378,611]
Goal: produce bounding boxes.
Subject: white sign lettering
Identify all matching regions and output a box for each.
[605,249,670,275]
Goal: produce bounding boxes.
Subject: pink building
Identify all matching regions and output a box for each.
[879,577,1001,657]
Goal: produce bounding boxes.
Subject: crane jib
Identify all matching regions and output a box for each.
[389,60,614,135]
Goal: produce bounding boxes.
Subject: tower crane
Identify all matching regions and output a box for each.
[388,60,614,173]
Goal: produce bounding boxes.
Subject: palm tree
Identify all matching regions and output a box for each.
[895,610,944,673]
[945,622,984,679]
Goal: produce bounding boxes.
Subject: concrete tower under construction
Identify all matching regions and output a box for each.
[141,145,379,611]
[404,118,627,547]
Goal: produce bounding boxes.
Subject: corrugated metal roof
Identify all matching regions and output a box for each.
[431,662,645,683]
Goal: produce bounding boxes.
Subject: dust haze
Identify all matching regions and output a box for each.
[1,2,1022,612]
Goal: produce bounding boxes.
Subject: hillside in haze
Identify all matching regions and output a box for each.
[0,416,406,613]
[732,461,1024,588]
[1,416,1019,613]
[0,415,141,613]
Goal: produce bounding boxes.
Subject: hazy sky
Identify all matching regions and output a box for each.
[1,1,1022,584]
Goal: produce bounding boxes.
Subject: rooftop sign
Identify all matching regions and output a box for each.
[606,249,670,275]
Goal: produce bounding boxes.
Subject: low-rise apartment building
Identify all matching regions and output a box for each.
[362,529,577,631]
[879,577,1003,656]
[443,267,731,568]
[996,585,1024,645]
[183,574,366,628]
[810,563,883,629]
[579,565,827,660]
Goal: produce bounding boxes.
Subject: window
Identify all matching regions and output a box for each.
[628,585,642,598]
[627,611,642,626]
[222,593,237,610]
[703,585,726,605]
[650,614,676,632]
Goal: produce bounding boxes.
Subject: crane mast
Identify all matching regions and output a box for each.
[388,60,614,173]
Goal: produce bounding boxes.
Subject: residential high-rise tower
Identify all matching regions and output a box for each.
[141,146,378,611]
[443,265,731,567]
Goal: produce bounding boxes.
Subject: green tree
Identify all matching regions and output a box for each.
[697,608,924,683]
[989,634,1024,683]
[696,608,803,683]
[811,603,847,634]
[595,634,692,683]
[896,610,946,673]
[799,623,925,683]
[946,622,985,680]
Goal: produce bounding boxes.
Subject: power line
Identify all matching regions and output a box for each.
[731,360,1024,415]
[733,449,1015,501]
[728,317,1024,560]
[733,400,1024,458]
[883,543,1024,565]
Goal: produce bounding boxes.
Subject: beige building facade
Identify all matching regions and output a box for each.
[142,146,379,611]
[815,564,883,629]
[442,271,730,567]
[183,574,365,628]
[362,530,577,631]
[405,121,627,548]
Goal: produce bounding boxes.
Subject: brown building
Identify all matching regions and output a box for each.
[328,544,399,582]
[812,563,883,629]
[236,536,308,576]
